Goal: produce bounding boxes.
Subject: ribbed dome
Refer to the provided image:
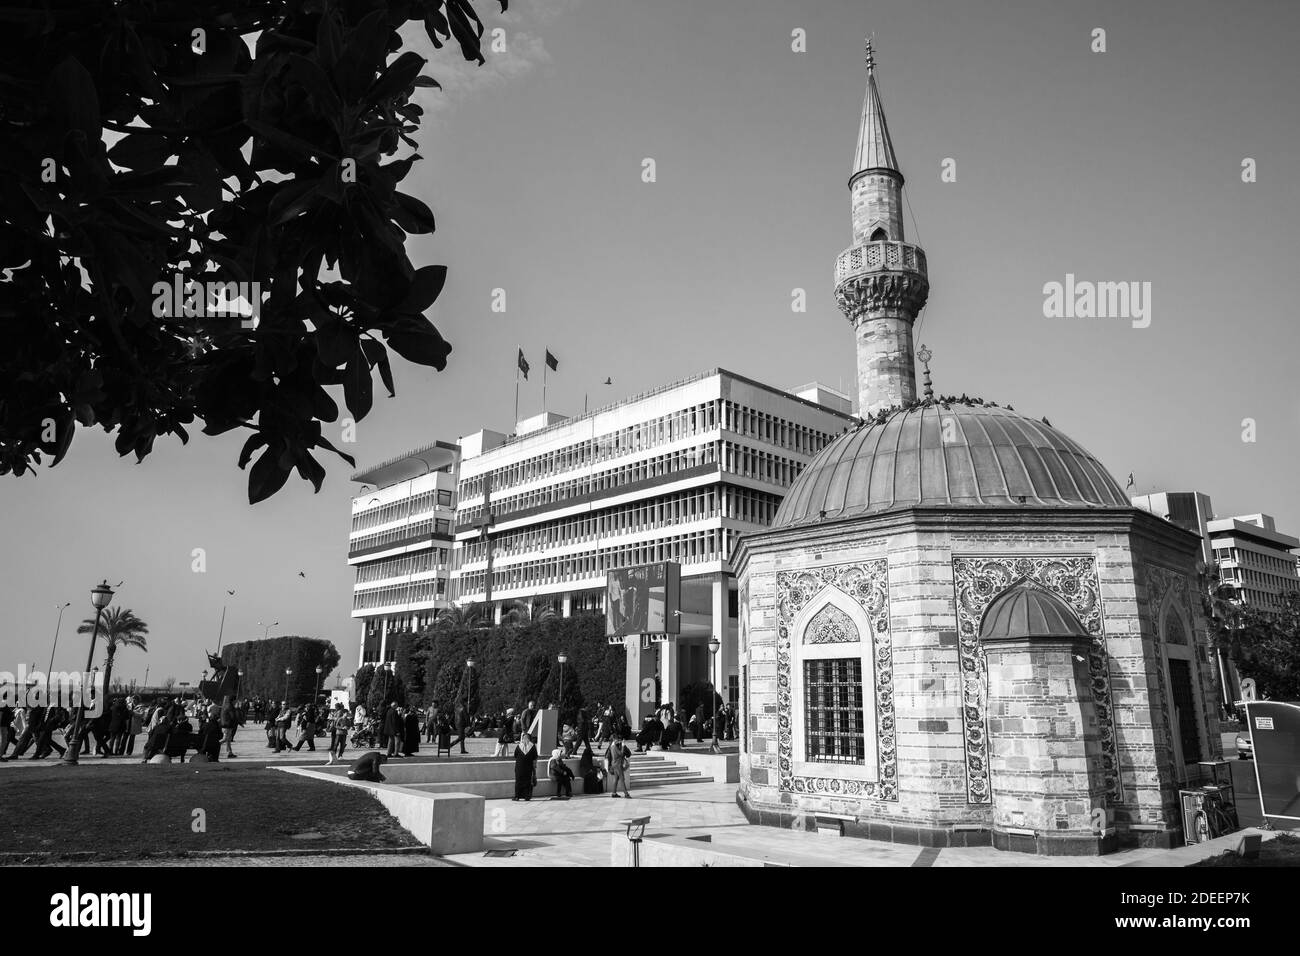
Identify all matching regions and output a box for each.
[772,402,1129,529]
[979,582,1088,641]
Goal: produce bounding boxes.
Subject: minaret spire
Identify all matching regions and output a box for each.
[853,36,901,185]
[834,39,930,417]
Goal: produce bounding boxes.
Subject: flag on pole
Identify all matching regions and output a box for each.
[545,350,558,372]
[517,348,530,380]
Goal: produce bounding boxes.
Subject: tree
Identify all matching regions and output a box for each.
[162,676,177,693]
[1,0,504,502]
[353,663,376,706]
[222,634,340,702]
[502,599,557,626]
[77,606,148,707]
[435,603,490,629]
[1210,586,1300,701]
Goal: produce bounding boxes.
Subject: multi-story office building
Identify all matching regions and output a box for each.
[1130,491,1215,566]
[1133,492,1299,704]
[349,441,460,667]
[1207,513,1299,610]
[450,369,856,720]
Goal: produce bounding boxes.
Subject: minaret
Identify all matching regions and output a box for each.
[835,39,929,417]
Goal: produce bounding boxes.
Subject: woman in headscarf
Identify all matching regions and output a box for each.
[513,732,538,801]
[403,707,421,756]
[547,747,573,800]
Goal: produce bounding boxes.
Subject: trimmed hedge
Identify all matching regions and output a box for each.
[373,614,626,725]
[221,636,341,705]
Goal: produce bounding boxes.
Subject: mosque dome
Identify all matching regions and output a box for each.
[772,400,1129,529]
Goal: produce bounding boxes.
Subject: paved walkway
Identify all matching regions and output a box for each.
[441,781,1276,868]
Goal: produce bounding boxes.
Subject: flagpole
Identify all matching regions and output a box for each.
[514,363,520,428]
[543,359,548,415]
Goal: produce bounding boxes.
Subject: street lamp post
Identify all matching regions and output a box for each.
[47,601,71,700]
[61,581,115,765]
[708,637,721,754]
[259,621,279,640]
[464,659,475,725]
[284,668,293,703]
[557,652,567,717]
[315,665,323,705]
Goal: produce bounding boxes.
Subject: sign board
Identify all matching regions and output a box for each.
[605,562,681,639]
[1240,678,1256,702]
[1245,701,1300,822]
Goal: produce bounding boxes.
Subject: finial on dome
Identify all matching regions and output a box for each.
[917,343,934,400]
[865,35,876,74]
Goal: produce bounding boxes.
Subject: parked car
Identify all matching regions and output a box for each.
[1235,732,1253,760]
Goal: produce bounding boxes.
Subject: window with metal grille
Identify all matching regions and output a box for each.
[803,658,865,764]
[742,665,749,753]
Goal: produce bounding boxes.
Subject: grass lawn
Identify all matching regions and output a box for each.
[1193,833,1300,867]
[0,764,421,861]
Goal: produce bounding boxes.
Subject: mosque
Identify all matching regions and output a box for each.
[732,43,1219,854]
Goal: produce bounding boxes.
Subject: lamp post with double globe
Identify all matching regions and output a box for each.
[708,637,721,754]
[61,581,115,765]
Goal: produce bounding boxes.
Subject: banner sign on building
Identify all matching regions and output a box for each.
[606,562,681,639]
[1246,701,1300,822]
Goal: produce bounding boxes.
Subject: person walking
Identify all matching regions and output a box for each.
[107,698,128,756]
[403,706,420,757]
[293,701,318,751]
[33,705,69,759]
[326,703,351,765]
[0,704,13,760]
[219,695,239,758]
[10,705,45,758]
[494,708,515,757]
[513,732,538,801]
[125,702,143,757]
[453,701,470,754]
[383,703,403,758]
[264,700,279,749]
[604,734,632,799]
[275,702,293,753]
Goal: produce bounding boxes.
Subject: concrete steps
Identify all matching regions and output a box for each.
[372,752,713,800]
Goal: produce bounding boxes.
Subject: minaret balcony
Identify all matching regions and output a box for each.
[834,239,927,286]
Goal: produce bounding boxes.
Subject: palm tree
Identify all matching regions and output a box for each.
[76,606,149,705]
[433,603,490,630]
[501,599,558,626]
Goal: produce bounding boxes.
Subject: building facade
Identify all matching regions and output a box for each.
[450,370,855,721]
[349,441,460,667]
[1206,514,1299,610]
[733,42,1217,854]
[1132,493,1299,703]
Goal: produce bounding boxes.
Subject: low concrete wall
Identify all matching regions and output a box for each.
[278,767,483,855]
[609,833,786,867]
[369,785,483,856]
[659,751,739,783]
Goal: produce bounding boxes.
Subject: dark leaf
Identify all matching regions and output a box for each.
[248,445,292,504]
[392,190,436,234]
[343,345,374,419]
[400,265,448,313]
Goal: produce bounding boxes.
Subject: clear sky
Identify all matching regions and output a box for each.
[2,0,1296,686]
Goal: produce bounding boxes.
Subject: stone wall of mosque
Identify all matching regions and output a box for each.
[736,509,1208,852]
